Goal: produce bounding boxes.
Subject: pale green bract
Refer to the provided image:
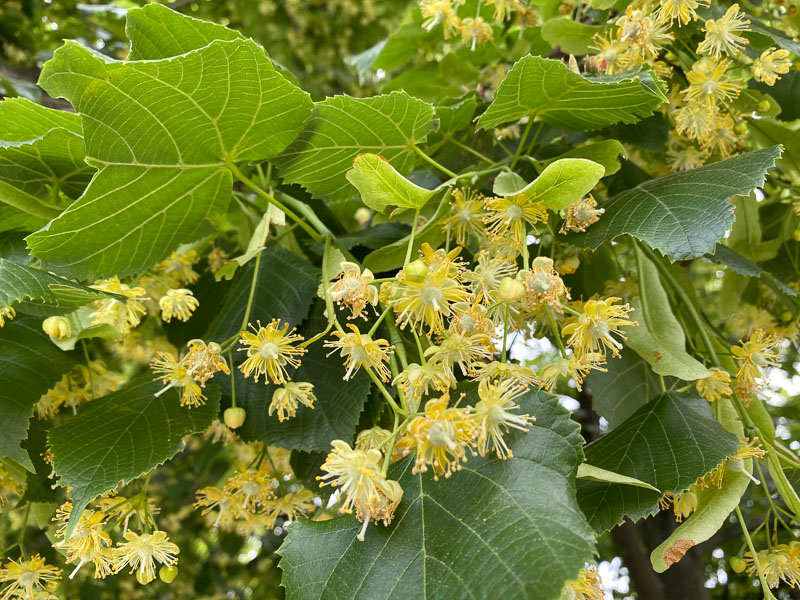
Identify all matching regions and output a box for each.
[346,153,436,213]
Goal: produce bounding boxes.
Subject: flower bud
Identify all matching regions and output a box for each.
[354,207,372,226]
[43,316,71,340]
[498,277,525,304]
[734,121,748,135]
[223,406,246,429]
[159,565,179,583]
[757,100,771,113]
[403,259,429,283]
[729,556,746,573]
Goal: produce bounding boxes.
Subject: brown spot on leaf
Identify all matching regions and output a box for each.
[664,539,695,567]
[653,351,663,362]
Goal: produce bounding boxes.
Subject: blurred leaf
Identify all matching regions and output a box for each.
[540,140,626,175]
[577,463,660,492]
[540,17,603,55]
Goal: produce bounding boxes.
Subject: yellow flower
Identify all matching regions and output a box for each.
[484,195,548,244]
[184,339,230,385]
[355,426,392,451]
[696,367,732,402]
[238,319,306,384]
[562,297,636,359]
[392,262,471,335]
[269,381,316,421]
[262,490,316,527]
[317,440,403,539]
[42,315,71,340]
[660,485,698,522]
[396,395,477,480]
[52,503,114,579]
[485,0,522,21]
[159,288,198,323]
[0,306,15,327]
[697,4,750,57]
[682,59,740,107]
[472,379,534,459]
[731,329,781,400]
[0,554,61,600]
[457,17,493,51]
[616,6,673,60]
[674,101,718,140]
[443,188,487,246]
[155,250,200,286]
[471,360,541,387]
[518,256,570,311]
[563,566,605,600]
[114,530,179,585]
[328,261,379,320]
[701,112,741,157]
[324,324,392,381]
[194,486,244,529]
[393,362,453,409]
[751,48,791,86]
[203,419,238,445]
[463,252,517,305]
[745,543,800,589]
[420,0,460,37]
[150,351,206,407]
[90,277,148,335]
[540,353,607,391]
[559,195,604,234]
[590,33,629,74]
[666,134,708,171]
[225,460,277,512]
[424,332,494,379]
[206,246,228,274]
[447,302,493,336]
[656,0,706,25]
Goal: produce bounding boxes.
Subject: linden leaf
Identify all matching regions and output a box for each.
[278,389,595,600]
[477,55,667,131]
[577,392,739,532]
[27,7,312,280]
[49,376,220,538]
[346,153,436,213]
[273,92,435,201]
[0,319,78,471]
[566,146,783,261]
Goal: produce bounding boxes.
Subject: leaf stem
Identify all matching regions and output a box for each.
[501,304,510,363]
[546,305,568,358]
[736,506,778,600]
[227,161,324,243]
[17,503,30,559]
[240,250,262,333]
[511,118,534,169]
[404,207,422,266]
[366,368,406,416]
[413,145,457,178]
[81,339,95,401]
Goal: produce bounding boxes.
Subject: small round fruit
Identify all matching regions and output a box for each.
[159,565,179,583]
[403,259,429,283]
[224,407,246,429]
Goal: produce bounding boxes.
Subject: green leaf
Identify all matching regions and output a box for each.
[228,305,371,452]
[206,248,319,342]
[0,319,78,470]
[540,140,626,175]
[346,153,436,213]
[495,158,605,211]
[566,146,782,261]
[0,258,118,310]
[436,95,478,135]
[278,389,595,600]
[273,92,435,202]
[623,245,711,381]
[477,55,667,131]
[125,2,242,60]
[0,98,92,219]
[577,463,660,492]
[577,392,739,532]
[750,71,800,122]
[28,21,312,280]
[586,350,665,429]
[650,398,748,572]
[540,17,603,55]
[49,376,219,538]
[18,421,58,505]
[362,192,450,273]
[46,306,122,351]
[214,205,286,281]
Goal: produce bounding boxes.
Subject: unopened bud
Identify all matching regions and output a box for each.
[403,259,429,283]
[498,277,525,303]
[354,207,372,226]
[224,407,246,429]
[729,556,746,573]
[757,100,771,113]
[43,316,71,340]
[734,121,748,135]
